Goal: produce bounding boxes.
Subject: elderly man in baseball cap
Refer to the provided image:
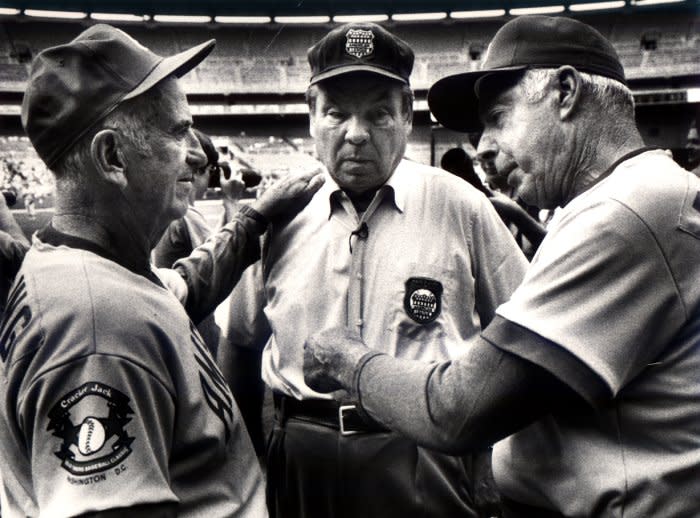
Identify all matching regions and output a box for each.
[0,24,322,517]
[304,15,700,516]
[180,21,528,518]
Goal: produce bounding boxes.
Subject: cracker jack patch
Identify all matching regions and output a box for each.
[345,29,374,58]
[47,382,135,476]
[404,277,443,324]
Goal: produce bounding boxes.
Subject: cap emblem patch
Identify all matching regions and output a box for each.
[345,29,374,59]
[404,277,443,324]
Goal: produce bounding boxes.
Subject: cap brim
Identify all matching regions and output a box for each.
[427,65,526,133]
[124,38,215,101]
[310,64,408,86]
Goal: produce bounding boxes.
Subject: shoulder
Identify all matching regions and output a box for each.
[395,159,489,204]
[22,243,188,351]
[565,151,695,239]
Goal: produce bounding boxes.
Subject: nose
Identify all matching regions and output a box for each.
[186,130,207,169]
[345,115,370,145]
[476,137,498,167]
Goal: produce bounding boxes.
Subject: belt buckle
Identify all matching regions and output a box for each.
[339,404,361,436]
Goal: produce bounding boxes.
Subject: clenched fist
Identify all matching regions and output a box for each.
[303,326,370,396]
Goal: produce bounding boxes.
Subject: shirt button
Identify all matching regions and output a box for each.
[356,319,363,327]
[356,272,363,279]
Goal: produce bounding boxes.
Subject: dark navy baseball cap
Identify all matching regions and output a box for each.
[307,22,414,86]
[22,24,215,168]
[428,15,626,133]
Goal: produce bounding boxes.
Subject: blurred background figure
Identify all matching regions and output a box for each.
[153,128,245,356]
[440,147,491,196]
[0,190,29,316]
[440,146,546,260]
[685,120,700,177]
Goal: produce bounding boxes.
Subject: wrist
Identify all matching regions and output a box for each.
[351,351,384,400]
[239,204,269,234]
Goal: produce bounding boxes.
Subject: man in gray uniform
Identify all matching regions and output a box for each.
[304,15,700,517]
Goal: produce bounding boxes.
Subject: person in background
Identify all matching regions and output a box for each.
[152,129,245,355]
[181,22,528,518]
[303,15,700,517]
[441,147,546,258]
[0,190,29,314]
[684,120,700,177]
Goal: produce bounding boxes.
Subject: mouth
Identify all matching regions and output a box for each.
[177,174,194,183]
[341,156,372,165]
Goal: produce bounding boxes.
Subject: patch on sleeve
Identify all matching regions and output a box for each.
[47,382,135,476]
[404,277,443,324]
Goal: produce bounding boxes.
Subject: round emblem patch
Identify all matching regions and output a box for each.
[47,382,135,476]
[404,277,443,324]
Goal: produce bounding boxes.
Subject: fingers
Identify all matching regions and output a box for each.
[253,169,325,222]
[305,172,326,196]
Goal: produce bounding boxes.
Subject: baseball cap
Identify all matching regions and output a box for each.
[428,15,626,133]
[22,24,215,168]
[307,22,414,86]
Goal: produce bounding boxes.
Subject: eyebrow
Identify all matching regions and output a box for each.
[169,119,193,133]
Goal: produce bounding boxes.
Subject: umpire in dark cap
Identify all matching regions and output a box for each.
[0,24,322,516]
[202,20,527,518]
[304,15,700,517]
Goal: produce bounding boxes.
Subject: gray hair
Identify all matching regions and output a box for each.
[53,79,171,180]
[519,68,634,118]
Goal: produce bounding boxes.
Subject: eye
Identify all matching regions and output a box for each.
[326,108,345,121]
[488,109,506,127]
[372,109,392,125]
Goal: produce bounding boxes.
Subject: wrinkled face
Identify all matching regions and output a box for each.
[476,78,566,210]
[120,78,206,233]
[309,74,412,194]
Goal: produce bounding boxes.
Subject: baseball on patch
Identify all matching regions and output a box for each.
[78,417,106,456]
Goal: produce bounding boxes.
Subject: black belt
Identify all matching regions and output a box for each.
[273,393,389,436]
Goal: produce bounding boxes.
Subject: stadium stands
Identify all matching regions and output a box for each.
[0,10,697,203]
[1,13,696,95]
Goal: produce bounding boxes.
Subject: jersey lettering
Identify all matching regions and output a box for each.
[190,321,234,441]
[0,276,32,362]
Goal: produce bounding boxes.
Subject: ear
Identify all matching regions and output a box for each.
[308,112,317,139]
[403,101,414,136]
[554,65,583,121]
[90,129,128,189]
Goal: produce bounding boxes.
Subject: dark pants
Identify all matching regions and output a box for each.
[265,412,500,518]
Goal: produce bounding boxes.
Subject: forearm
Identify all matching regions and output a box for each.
[0,203,28,246]
[490,198,546,248]
[0,230,29,277]
[174,209,265,323]
[355,337,575,455]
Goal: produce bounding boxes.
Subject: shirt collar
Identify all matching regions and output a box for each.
[36,223,163,286]
[323,159,408,218]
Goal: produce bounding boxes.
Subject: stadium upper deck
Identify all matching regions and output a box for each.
[0,10,697,96]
